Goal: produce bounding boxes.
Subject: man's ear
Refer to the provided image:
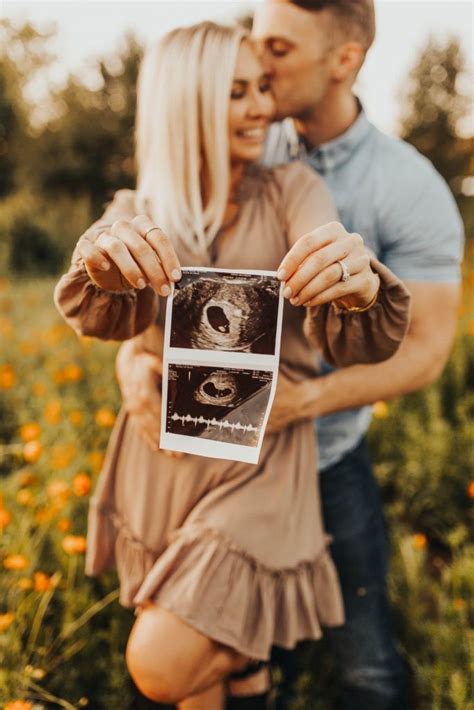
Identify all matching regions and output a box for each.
[332,41,365,81]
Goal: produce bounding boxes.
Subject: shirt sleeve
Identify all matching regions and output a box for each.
[376,143,464,283]
[53,189,160,340]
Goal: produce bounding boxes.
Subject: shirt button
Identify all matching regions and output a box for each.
[356,586,367,596]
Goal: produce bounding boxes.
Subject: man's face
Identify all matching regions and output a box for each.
[252,0,337,120]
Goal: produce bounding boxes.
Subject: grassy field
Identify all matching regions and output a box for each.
[0,261,472,709]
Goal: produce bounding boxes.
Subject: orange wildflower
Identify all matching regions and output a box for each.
[17,577,33,590]
[46,480,70,501]
[4,700,33,710]
[62,535,87,555]
[23,440,43,463]
[73,473,92,497]
[0,509,12,528]
[44,400,62,425]
[34,571,56,592]
[3,554,29,571]
[16,489,35,507]
[373,401,389,419]
[20,422,41,442]
[0,277,9,290]
[453,598,466,611]
[69,409,84,425]
[57,517,72,532]
[0,363,16,389]
[35,506,59,524]
[413,533,427,550]
[95,408,116,428]
[63,363,84,382]
[0,612,15,631]
[468,481,474,499]
[31,382,47,396]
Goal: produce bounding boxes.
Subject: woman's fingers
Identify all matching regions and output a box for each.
[95,230,148,289]
[110,220,169,294]
[76,236,111,272]
[290,254,368,306]
[131,216,182,284]
[303,272,380,308]
[283,234,362,301]
[277,222,344,282]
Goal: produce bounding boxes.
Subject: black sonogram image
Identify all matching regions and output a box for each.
[170,271,280,354]
[166,364,273,446]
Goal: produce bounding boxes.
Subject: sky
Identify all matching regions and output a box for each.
[2,0,473,136]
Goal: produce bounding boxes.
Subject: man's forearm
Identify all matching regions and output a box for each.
[299,331,452,419]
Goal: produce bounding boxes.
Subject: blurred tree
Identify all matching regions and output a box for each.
[0,19,54,197]
[399,36,473,205]
[33,33,143,214]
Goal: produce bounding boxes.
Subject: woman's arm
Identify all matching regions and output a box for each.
[54,191,181,341]
[276,163,411,367]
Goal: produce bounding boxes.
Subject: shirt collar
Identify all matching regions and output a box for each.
[284,104,373,172]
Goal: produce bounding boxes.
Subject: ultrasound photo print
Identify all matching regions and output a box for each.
[166,364,273,446]
[170,271,280,354]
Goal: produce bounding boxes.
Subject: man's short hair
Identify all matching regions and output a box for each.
[289,0,376,50]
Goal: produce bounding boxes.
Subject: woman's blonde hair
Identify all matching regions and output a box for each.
[135,21,248,260]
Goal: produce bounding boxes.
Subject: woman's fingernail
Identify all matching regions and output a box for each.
[277,268,286,280]
[283,286,292,299]
[101,261,110,270]
[290,297,300,306]
[160,284,171,296]
[171,269,182,281]
[137,278,146,289]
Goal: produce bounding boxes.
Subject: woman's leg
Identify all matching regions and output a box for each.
[126,604,249,705]
[178,682,225,709]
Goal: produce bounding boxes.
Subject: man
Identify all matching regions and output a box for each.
[116,1,464,708]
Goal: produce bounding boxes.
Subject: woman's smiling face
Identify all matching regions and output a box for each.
[228,39,276,164]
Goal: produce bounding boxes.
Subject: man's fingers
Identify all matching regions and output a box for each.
[131,216,182,284]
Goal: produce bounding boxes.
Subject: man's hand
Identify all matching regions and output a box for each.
[115,339,183,457]
[267,372,316,433]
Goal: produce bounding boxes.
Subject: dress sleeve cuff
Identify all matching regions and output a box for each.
[54,262,159,341]
[303,256,411,367]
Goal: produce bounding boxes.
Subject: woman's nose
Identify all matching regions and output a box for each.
[247,91,272,119]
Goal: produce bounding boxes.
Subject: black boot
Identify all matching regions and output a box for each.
[226,662,270,709]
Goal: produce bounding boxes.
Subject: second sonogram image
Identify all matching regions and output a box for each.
[166,364,273,446]
[170,271,280,354]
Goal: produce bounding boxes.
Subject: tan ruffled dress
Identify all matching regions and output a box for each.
[54,161,410,660]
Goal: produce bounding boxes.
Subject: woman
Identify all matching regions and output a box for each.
[54,22,410,709]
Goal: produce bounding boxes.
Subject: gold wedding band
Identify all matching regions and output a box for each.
[143,226,161,239]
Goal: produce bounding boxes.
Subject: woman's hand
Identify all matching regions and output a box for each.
[76,215,182,296]
[277,222,380,309]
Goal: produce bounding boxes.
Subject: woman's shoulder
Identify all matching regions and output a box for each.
[269,160,326,193]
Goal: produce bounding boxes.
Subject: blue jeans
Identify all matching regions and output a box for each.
[272,438,410,710]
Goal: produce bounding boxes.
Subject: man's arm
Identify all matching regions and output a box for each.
[267,281,460,430]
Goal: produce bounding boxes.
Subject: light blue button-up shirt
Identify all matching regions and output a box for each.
[262,108,464,470]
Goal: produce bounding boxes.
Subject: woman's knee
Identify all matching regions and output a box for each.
[125,604,244,703]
